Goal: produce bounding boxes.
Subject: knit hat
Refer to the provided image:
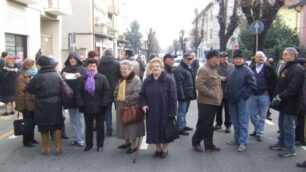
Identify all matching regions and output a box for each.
[163,54,174,60]
[37,55,58,68]
[233,50,243,58]
[206,50,219,60]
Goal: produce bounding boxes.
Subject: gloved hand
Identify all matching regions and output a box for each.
[271,95,281,107]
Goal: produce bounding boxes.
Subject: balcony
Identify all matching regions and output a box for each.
[43,0,72,16]
[94,24,108,34]
[108,5,118,15]
[11,0,40,5]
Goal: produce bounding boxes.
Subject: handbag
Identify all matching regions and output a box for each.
[164,117,179,142]
[13,112,33,136]
[58,73,73,106]
[120,104,144,125]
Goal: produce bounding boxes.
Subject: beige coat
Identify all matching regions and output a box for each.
[196,63,223,106]
[15,73,35,112]
[114,73,145,139]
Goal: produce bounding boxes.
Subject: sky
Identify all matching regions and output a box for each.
[120,0,209,50]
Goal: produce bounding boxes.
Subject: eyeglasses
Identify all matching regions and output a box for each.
[186,58,193,61]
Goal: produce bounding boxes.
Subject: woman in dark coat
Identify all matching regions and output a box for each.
[76,58,111,152]
[27,56,63,156]
[0,55,18,115]
[141,58,177,159]
[61,52,86,147]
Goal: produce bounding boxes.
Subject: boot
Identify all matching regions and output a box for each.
[40,132,50,156]
[54,129,62,156]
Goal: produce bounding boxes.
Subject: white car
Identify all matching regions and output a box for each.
[174,57,182,67]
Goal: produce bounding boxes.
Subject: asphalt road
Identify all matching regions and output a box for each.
[0,101,305,172]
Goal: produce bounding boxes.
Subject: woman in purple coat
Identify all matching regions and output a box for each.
[141,58,177,159]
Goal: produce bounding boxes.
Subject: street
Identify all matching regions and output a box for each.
[0,101,305,172]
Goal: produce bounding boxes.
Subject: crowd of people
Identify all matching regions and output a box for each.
[0,47,306,168]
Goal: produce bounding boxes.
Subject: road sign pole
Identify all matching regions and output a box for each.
[255,21,259,52]
[256,34,258,52]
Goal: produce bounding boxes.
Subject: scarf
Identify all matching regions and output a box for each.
[117,79,126,101]
[85,71,96,95]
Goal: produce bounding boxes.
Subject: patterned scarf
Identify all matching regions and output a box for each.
[85,71,96,95]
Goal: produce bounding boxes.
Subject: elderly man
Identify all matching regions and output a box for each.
[248,51,277,141]
[192,50,223,152]
[174,52,197,136]
[214,52,234,133]
[269,47,305,157]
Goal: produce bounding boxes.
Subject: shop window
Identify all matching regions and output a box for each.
[5,33,27,59]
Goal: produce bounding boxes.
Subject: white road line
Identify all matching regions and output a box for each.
[140,134,148,150]
[8,135,18,139]
[265,119,275,126]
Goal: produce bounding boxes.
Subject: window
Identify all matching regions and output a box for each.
[5,33,27,58]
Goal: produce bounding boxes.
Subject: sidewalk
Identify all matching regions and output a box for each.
[0,102,15,139]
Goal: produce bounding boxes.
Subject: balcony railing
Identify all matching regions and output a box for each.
[43,0,72,16]
[11,0,40,5]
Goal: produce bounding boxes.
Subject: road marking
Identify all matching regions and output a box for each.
[8,135,18,139]
[265,119,275,126]
[0,130,14,141]
[140,134,148,150]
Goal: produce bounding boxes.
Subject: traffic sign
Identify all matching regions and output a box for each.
[250,20,264,35]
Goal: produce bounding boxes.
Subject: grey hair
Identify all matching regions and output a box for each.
[284,47,298,58]
[120,60,134,70]
[103,49,113,56]
[255,51,267,59]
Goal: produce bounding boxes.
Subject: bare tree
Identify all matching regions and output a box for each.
[217,0,239,51]
[179,29,185,53]
[192,9,205,52]
[147,28,160,61]
[240,0,284,52]
[173,39,180,56]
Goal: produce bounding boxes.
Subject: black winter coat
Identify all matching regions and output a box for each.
[0,66,18,97]
[273,61,305,115]
[98,55,120,99]
[27,68,63,127]
[61,65,86,108]
[76,73,111,114]
[174,61,196,101]
[250,63,277,100]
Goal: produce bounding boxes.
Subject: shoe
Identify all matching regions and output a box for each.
[179,130,189,136]
[256,136,263,142]
[267,116,272,121]
[84,145,92,152]
[160,151,168,159]
[10,111,15,115]
[118,143,131,149]
[97,146,103,152]
[61,135,69,139]
[296,161,306,168]
[269,143,286,151]
[238,145,247,152]
[23,142,34,148]
[227,140,239,145]
[213,125,221,130]
[152,151,162,157]
[225,127,231,133]
[279,150,296,157]
[206,145,221,152]
[184,126,193,131]
[1,112,9,116]
[249,131,256,136]
[71,141,77,146]
[193,145,205,152]
[106,131,112,136]
[31,140,39,144]
[126,147,137,154]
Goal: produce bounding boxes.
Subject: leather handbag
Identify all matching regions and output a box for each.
[13,112,33,136]
[58,73,73,107]
[120,104,144,125]
[164,117,179,142]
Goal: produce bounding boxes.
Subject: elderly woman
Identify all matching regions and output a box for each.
[61,52,86,147]
[114,60,144,154]
[27,56,63,156]
[76,58,111,152]
[140,58,177,159]
[15,59,38,147]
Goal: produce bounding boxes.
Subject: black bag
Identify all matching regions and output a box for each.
[164,117,179,142]
[58,73,74,106]
[13,113,33,136]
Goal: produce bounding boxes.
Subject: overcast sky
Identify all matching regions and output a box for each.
[121,0,209,49]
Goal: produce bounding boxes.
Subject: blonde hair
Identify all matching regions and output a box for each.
[146,57,164,75]
[22,59,35,71]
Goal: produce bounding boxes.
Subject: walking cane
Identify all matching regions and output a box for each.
[133,111,146,164]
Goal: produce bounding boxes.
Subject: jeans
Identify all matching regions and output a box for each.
[68,108,84,144]
[192,103,218,148]
[177,100,191,131]
[84,113,104,147]
[229,99,249,146]
[249,94,270,136]
[216,98,231,127]
[278,113,297,151]
[105,102,113,133]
